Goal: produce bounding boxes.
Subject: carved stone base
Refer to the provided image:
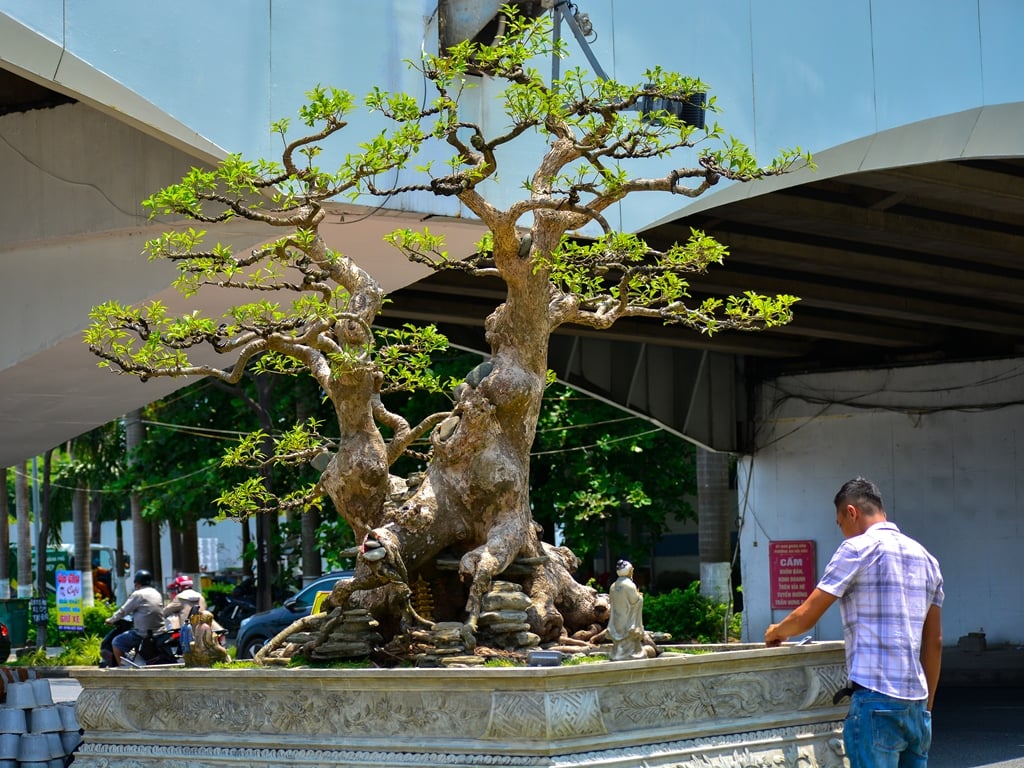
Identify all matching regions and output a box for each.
[71,642,848,768]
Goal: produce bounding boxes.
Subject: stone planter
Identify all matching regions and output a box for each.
[72,641,848,767]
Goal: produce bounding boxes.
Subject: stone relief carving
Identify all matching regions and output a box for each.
[613,679,716,726]
[550,722,846,768]
[75,725,846,768]
[802,663,848,709]
[606,667,807,731]
[74,742,551,767]
[116,688,484,737]
[702,669,804,716]
[485,689,606,740]
[76,689,133,732]
[72,645,847,768]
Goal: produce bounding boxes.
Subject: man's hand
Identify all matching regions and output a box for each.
[105,617,115,625]
[764,589,837,648]
[764,624,786,647]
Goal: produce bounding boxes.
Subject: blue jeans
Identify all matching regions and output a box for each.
[844,689,932,767]
[112,628,145,654]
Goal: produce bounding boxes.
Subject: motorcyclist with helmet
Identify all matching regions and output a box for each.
[164,573,226,654]
[104,569,165,666]
[162,574,208,629]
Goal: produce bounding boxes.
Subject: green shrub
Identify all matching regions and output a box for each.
[50,635,102,666]
[26,595,116,646]
[11,635,102,667]
[643,581,741,643]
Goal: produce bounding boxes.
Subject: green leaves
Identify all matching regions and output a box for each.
[374,324,453,394]
[533,228,798,334]
[384,228,450,267]
[298,85,356,127]
[530,384,696,570]
[643,582,741,642]
[215,476,274,518]
[724,291,799,327]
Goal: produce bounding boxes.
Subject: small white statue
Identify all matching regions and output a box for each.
[608,559,646,661]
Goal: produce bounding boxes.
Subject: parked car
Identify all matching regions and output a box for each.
[0,622,10,662]
[235,571,353,660]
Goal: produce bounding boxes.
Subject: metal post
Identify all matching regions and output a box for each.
[553,2,609,80]
[550,5,562,86]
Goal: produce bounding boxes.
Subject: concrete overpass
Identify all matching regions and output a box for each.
[2,0,1024,643]
[2,2,1023,462]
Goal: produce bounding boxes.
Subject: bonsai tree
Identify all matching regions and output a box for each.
[86,8,806,658]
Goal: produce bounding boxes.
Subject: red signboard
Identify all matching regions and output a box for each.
[769,540,816,610]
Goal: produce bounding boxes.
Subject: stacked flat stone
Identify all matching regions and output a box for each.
[406,621,479,666]
[306,608,383,661]
[476,581,540,652]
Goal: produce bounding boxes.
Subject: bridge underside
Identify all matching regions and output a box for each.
[3,65,1023,458]
[383,129,1024,451]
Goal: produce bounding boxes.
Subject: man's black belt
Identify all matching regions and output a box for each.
[832,681,868,704]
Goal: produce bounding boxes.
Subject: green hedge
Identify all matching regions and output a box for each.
[643,581,741,643]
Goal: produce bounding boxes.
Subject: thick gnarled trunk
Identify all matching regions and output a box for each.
[303,228,607,654]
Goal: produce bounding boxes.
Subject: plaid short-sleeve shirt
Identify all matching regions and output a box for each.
[817,521,944,701]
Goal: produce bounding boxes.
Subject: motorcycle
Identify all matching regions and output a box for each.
[206,591,257,638]
[99,619,183,668]
[100,618,228,667]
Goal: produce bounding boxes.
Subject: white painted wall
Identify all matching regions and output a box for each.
[739,357,1024,646]
[9,516,253,588]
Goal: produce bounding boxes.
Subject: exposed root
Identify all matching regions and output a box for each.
[255,612,328,665]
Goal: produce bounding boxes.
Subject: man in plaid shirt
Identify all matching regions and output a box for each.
[765,477,944,767]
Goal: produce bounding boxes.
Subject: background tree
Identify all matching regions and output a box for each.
[530,384,696,588]
[0,468,9,598]
[33,449,54,646]
[15,463,30,598]
[86,9,806,655]
[125,386,248,582]
[126,373,335,603]
[125,409,153,580]
[62,422,131,605]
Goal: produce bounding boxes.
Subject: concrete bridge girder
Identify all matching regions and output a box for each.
[548,335,741,453]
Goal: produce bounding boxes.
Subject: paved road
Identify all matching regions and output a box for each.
[930,686,1024,768]
[45,678,1024,766]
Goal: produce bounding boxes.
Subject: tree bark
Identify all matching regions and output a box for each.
[169,528,183,574]
[35,451,54,646]
[181,519,200,574]
[115,511,126,580]
[296,388,322,586]
[125,409,152,578]
[72,480,94,609]
[15,462,32,598]
[300,509,321,587]
[34,451,52,595]
[0,468,9,599]
[255,373,277,611]
[148,527,164,590]
[323,223,604,643]
[241,520,253,577]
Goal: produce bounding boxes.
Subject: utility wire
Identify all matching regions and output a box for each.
[530,427,663,456]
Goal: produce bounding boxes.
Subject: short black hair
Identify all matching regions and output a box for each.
[834,476,884,512]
